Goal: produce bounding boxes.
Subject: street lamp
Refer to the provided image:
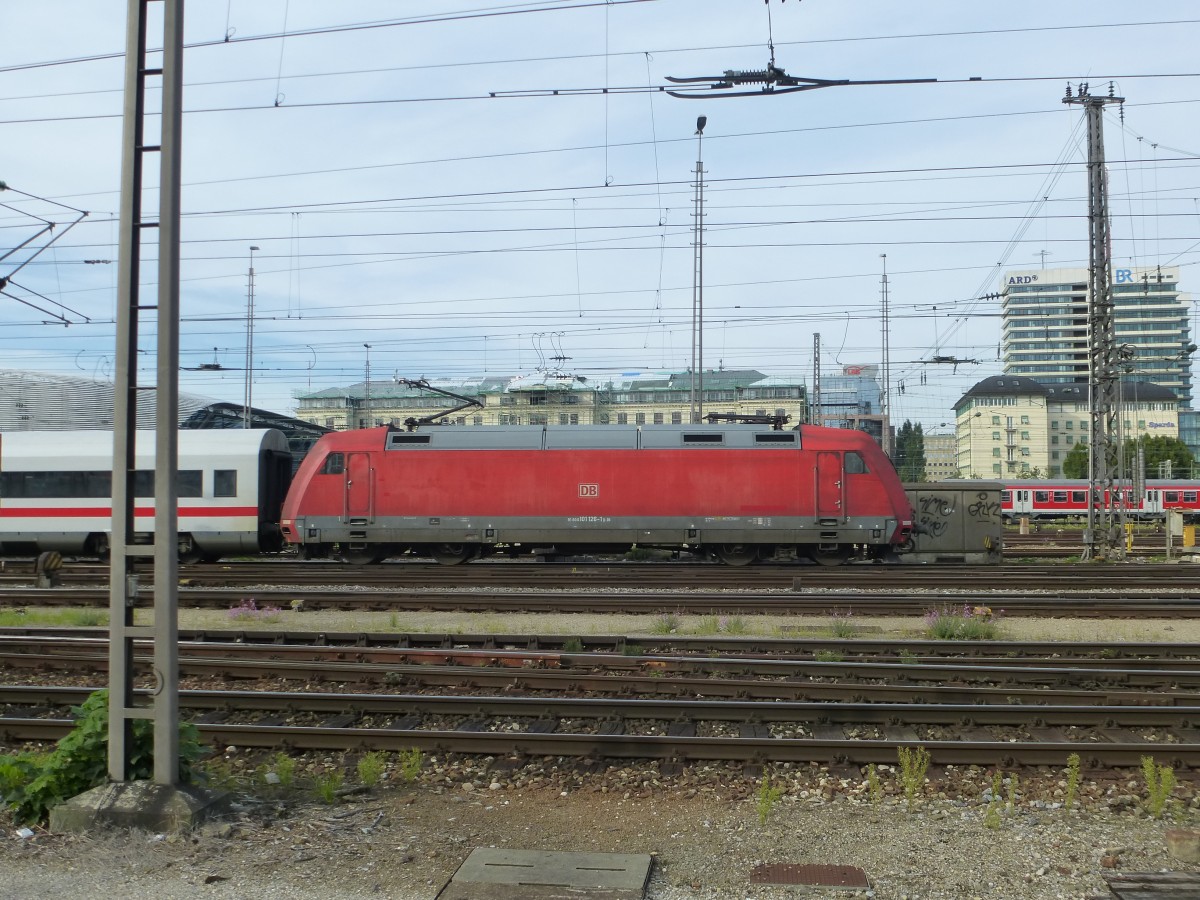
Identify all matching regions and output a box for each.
[243,246,260,428]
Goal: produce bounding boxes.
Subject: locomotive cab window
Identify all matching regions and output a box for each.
[845,452,867,474]
[320,452,345,475]
[214,470,237,498]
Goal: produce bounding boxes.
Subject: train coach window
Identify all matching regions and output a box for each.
[1053,491,1067,503]
[214,470,237,498]
[1186,492,1198,503]
[1071,491,1086,504]
[1166,492,1180,503]
[1000,491,1011,503]
[845,452,867,474]
[130,470,201,498]
[1034,491,1049,503]
[320,453,345,475]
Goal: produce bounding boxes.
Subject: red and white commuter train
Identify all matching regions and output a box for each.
[1002,479,1200,521]
[0,429,293,561]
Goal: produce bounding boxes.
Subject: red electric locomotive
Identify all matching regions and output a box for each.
[280,423,914,566]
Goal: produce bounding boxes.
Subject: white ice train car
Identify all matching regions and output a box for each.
[0,429,292,561]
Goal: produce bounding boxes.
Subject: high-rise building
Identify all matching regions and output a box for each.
[1001,266,1193,406]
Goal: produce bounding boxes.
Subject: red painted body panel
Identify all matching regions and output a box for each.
[281,425,913,553]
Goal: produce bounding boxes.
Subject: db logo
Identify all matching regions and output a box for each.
[578,483,599,498]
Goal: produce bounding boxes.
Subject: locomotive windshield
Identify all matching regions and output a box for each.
[320,453,345,475]
[845,452,867,474]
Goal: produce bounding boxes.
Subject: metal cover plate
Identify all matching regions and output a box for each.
[1105,871,1200,898]
[750,863,871,888]
[438,848,653,900]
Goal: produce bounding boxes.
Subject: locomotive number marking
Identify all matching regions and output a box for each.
[578,483,599,498]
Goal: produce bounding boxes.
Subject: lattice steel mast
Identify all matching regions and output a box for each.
[1063,83,1126,561]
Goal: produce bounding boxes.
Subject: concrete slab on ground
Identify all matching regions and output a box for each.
[437,848,653,900]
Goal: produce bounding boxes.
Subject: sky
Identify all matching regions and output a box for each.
[3,0,1200,432]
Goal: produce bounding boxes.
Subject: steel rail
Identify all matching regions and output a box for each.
[3,715,1197,768]
[4,587,1200,616]
[7,626,1200,661]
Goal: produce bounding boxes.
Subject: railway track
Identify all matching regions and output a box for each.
[4,632,1200,769]
[1,584,1198,616]
[4,557,1200,592]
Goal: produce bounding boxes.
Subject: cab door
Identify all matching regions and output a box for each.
[344,452,374,522]
[815,451,845,521]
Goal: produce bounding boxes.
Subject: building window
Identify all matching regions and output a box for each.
[1051,451,1060,460]
[992,431,1000,441]
[1020,415,1030,425]
[992,415,1001,425]
[992,447,1001,457]
[1051,435,1059,445]
[1065,436,1073,445]
[617,413,628,424]
[473,415,483,426]
[557,414,568,425]
[1021,431,1030,441]
[992,463,1002,474]
[635,413,646,425]
[569,414,579,425]
[653,413,664,424]
[499,396,515,406]
[1051,421,1059,430]
[529,394,546,406]
[671,412,682,424]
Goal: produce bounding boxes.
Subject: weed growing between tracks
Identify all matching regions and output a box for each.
[924,603,1004,640]
[897,745,931,811]
[1143,756,1178,820]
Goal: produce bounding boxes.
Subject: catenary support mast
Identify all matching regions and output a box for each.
[109,0,185,783]
[1063,83,1126,561]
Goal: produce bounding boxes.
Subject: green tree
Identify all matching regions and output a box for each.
[1126,434,1194,480]
[893,420,927,482]
[1062,442,1089,478]
[1062,435,1194,480]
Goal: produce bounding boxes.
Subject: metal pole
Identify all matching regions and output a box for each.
[812,333,822,425]
[690,116,706,423]
[109,0,149,783]
[152,0,184,782]
[1064,83,1125,560]
[363,343,372,427]
[880,254,891,456]
[243,246,259,427]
